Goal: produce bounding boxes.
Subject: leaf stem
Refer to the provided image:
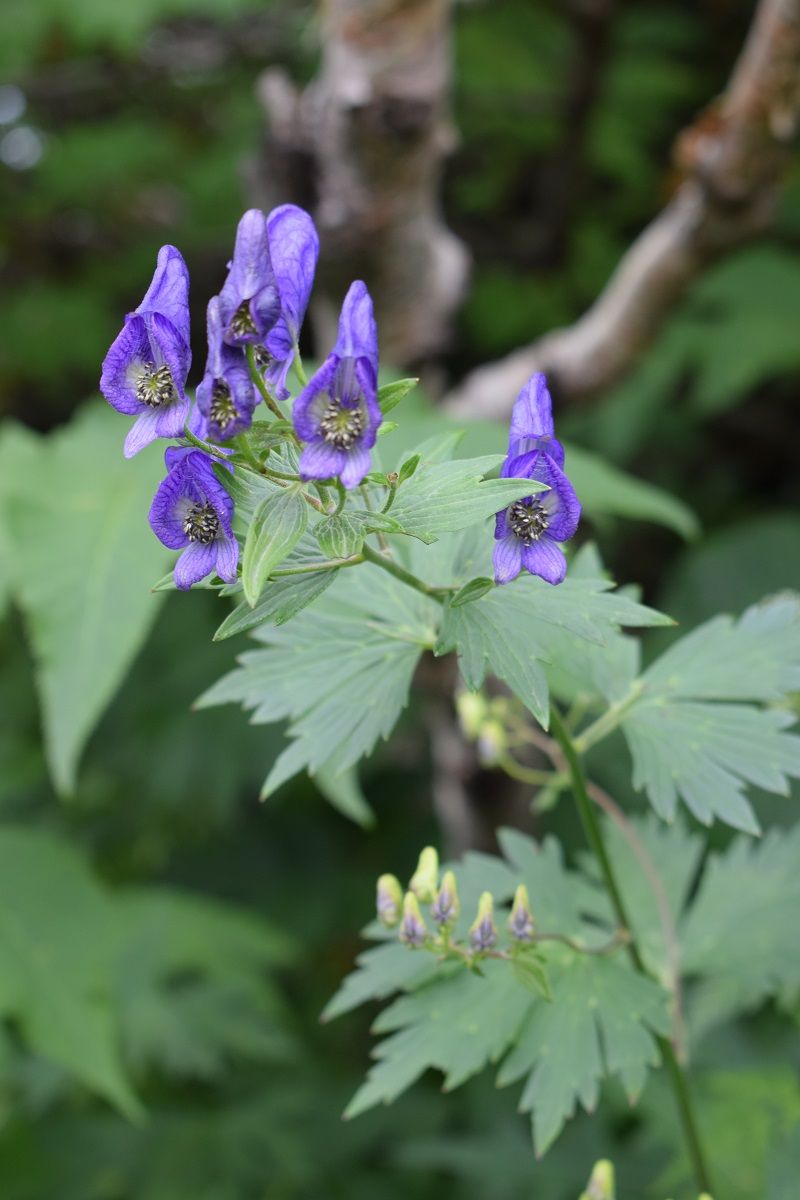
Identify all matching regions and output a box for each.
[293,348,309,387]
[360,543,452,602]
[548,705,713,1196]
[270,556,363,578]
[246,345,296,430]
[572,681,644,754]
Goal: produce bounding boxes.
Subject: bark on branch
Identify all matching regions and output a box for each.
[445,0,800,419]
[252,0,469,364]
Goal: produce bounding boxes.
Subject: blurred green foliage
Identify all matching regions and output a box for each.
[0,0,799,1197]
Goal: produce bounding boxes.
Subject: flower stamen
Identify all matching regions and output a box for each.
[136,364,176,408]
[508,498,549,544]
[319,397,365,450]
[183,501,219,545]
[230,300,257,338]
[209,380,237,432]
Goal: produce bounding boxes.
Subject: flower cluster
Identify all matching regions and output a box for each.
[377,847,538,966]
[493,373,581,586]
[100,205,579,592]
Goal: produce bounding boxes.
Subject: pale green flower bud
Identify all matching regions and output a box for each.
[508,883,535,941]
[431,870,460,928]
[469,891,498,952]
[409,846,439,903]
[580,1159,615,1200]
[399,892,428,947]
[376,874,403,928]
[456,690,489,740]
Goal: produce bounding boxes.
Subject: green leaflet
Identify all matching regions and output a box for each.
[0,826,293,1116]
[197,562,438,799]
[314,512,365,560]
[241,486,308,606]
[680,825,800,1031]
[329,828,669,1155]
[388,454,545,543]
[436,570,671,725]
[0,404,167,794]
[619,595,800,832]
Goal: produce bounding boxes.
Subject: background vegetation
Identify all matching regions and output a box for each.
[0,1,798,1196]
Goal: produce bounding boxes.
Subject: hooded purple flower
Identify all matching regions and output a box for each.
[100,245,191,458]
[218,209,281,348]
[493,450,581,586]
[196,296,257,441]
[149,448,239,590]
[293,281,380,489]
[507,373,565,468]
[258,204,320,400]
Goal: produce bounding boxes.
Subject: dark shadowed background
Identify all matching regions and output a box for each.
[0,1,798,1197]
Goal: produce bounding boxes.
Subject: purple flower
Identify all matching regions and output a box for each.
[493,450,581,586]
[219,209,281,347]
[149,448,239,590]
[100,245,191,458]
[293,281,380,489]
[258,205,320,399]
[507,373,565,468]
[196,296,257,442]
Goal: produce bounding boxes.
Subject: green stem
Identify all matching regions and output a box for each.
[361,543,452,602]
[573,681,644,754]
[293,348,309,387]
[548,706,714,1197]
[334,480,347,515]
[270,555,363,578]
[382,478,399,514]
[246,345,295,428]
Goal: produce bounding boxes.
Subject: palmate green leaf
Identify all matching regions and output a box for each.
[436,571,670,725]
[197,562,438,799]
[680,824,800,1030]
[0,826,141,1119]
[315,512,365,560]
[331,828,669,1155]
[241,486,308,606]
[0,404,167,794]
[0,826,294,1113]
[619,595,800,832]
[389,454,545,544]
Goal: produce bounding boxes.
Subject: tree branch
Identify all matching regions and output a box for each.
[252,0,469,364]
[445,0,800,419]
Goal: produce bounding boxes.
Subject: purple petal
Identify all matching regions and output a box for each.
[520,537,567,585]
[354,357,381,444]
[509,373,554,446]
[136,245,190,345]
[494,508,509,539]
[266,204,319,343]
[299,438,347,481]
[493,535,523,585]
[293,357,338,441]
[262,343,295,401]
[214,532,240,584]
[147,311,191,394]
[226,209,272,301]
[154,394,192,440]
[149,464,193,547]
[536,453,581,542]
[340,445,372,489]
[333,281,378,376]
[174,541,217,590]
[100,316,150,415]
[124,409,163,458]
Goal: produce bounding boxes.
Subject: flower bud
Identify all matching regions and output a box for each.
[376,874,403,928]
[431,870,460,928]
[477,718,506,766]
[456,691,488,740]
[409,846,439,903]
[580,1159,615,1200]
[469,891,498,952]
[508,884,535,941]
[399,892,428,947]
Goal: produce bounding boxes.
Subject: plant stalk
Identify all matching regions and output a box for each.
[361,543,451,602]
[548,706,714,1196]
